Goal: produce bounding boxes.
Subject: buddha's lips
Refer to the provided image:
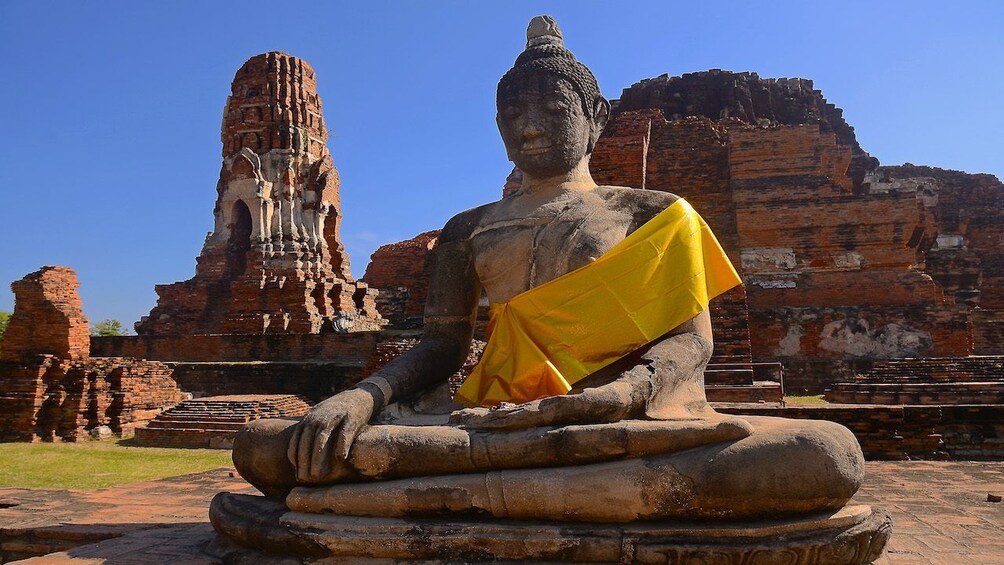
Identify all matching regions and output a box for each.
[521,145,552,155]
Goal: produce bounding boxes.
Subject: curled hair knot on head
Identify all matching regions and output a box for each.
[497,15,604,119]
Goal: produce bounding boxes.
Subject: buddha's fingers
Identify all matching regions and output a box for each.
[287,424,303,469]
[333,414,363,462]
[297,421,324,482]
[310,422,338,480]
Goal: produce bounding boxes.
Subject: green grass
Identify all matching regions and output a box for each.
[784,394,829,406]
[0,440,233,490]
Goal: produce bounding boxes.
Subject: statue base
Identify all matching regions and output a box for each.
[208,492,891,564]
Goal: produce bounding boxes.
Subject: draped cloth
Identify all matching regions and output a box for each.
[454,198,742,408]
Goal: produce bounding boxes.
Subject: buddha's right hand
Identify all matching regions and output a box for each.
[287,387,377,483]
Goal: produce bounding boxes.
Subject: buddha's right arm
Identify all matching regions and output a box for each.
[356,236,481,409]
[289,217,481,483]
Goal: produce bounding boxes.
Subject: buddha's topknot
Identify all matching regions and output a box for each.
[498,15,603,117]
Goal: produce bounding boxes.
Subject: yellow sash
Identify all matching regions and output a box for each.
[454,198,742,408]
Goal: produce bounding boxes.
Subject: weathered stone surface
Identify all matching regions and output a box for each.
[91,331,382,363]
[137,52,382,336]
[612,69,878,187]
[89,331,384,401]
[210,492,891,564]
[1,266,89,362]
[356,337,486,392]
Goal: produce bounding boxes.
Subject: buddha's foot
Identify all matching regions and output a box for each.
[208,492,892,564]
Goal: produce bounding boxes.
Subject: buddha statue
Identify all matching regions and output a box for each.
[211,16,891,563]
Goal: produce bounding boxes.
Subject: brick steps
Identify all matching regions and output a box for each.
[704,360,784,403]
[134,394,311,449]
[717,404,1004,460]
[705,367,755,386]
[706,381,782,403]
[826,356,1004,404]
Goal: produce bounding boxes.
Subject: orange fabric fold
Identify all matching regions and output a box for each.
[454,198,742,408]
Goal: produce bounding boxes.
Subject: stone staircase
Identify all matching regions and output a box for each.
[825,356,1004,404]
[705,355,784,403]
[134,394,312,448]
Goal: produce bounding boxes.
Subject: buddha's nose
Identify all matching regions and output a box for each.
[521,121,543,140]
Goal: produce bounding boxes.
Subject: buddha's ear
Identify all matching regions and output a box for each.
[497,113,514,162]
[588,97,610,152]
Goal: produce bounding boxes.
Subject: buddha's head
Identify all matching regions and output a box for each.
[497,16,610,178]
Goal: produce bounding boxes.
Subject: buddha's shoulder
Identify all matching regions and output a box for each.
[438,200,500,243]
[594,186,681,219]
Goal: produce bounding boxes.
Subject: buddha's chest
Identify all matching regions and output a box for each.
[470,206,632,303]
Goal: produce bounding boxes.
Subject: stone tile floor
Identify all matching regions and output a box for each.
[0,461,1000,564]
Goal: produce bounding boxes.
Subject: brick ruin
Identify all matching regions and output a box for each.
[1,266,91,363]
[137,52,382,336]
[361,230,440,329]
[365,70,1003,394]
[0,267,184,441]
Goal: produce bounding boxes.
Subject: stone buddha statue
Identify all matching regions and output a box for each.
[212,16,890,563]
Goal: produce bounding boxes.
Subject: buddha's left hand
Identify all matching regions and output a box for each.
[449,378,642,430]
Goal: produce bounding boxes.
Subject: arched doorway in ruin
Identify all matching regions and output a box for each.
[226,200,253,277]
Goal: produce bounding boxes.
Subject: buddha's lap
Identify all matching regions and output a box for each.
[233,414,863,519]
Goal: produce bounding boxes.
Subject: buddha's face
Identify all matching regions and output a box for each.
[497,74,596,178]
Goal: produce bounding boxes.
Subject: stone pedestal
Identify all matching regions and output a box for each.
[208,492,891,564]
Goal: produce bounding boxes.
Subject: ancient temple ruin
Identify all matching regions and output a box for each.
[137,52,382,336]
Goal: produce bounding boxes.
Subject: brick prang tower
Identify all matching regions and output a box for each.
[137,52,383,336]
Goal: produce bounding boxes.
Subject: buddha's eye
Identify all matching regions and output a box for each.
[503,106,521,119]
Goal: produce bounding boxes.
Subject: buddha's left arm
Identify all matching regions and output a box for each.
[453,309,714,430]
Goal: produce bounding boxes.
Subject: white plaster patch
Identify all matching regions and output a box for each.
[750,279,797,289]
[776,324,804,356]
[833,251,864,270]
[934,234,965,250]
[741,247,797,273]
[862,172,941,207]
[819,318,932,358]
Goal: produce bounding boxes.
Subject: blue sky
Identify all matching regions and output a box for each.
[1,1,1001,328]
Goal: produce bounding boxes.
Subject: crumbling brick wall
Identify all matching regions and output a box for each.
[0,267,185,441]
[362,231,440,329]
[1,266,90,362]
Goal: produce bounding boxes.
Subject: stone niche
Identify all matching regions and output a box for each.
[137,52,383,337]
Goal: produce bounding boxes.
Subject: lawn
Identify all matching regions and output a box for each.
[0,440,233,490]
[783,394,829,406]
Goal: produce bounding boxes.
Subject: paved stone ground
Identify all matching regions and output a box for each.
[860,461,1004,564]
[0,461,1001,564]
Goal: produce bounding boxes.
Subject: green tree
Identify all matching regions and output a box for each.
[91,319,127,337]
[0,311,10,344]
